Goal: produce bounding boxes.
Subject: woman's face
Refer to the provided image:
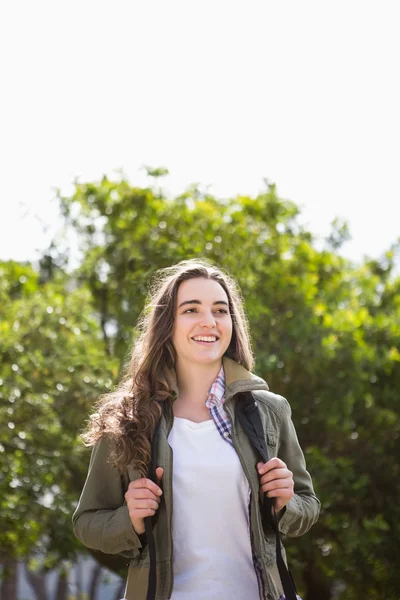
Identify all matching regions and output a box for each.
[172,277,233,369]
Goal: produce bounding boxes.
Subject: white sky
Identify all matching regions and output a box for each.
[1,0,399,265]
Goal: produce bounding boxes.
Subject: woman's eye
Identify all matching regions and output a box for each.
[183,308,229,315]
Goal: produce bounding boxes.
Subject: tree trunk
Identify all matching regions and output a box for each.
[113,579,126,600]
[88,562,102,600]
[0,557,18,600]
[303,560,332,600]
[75,557,83,600]
[24,562,48,600]
[55,566,69,600]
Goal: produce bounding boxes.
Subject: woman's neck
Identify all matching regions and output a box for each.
[174,360,222,407]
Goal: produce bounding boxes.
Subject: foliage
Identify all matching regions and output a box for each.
[0,261,118,570]
[1,174,400,598]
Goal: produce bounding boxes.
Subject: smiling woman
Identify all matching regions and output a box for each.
[72,259,320,600]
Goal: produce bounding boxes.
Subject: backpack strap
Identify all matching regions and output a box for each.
[144,416,162,600]
[236,392,299,600]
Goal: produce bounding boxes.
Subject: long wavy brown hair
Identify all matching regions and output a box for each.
[81,258,254,475]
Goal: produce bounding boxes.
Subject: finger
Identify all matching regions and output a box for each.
[266,488,294,498]
[258,458,286,474]
[262,480,293,494]
[129,498,160,511]
[127,488,161,503]
[155,467,164,483]
[260,468,292,484]
[127,478,163,497]
[129,507,157,518]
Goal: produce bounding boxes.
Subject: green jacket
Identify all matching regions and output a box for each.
[72,357,320,600]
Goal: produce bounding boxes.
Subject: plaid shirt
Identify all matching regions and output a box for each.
[206,366,267,600]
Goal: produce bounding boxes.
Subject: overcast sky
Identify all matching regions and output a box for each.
[1,0,399,265]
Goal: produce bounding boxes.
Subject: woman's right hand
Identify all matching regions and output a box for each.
[125,467,164,535]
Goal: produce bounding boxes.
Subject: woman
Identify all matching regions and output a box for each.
[72,259,320,600]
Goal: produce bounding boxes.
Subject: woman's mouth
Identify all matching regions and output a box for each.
[191,335,219,345]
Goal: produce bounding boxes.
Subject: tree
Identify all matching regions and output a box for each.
[0,260,123,585]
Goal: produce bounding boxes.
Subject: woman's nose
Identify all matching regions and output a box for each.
[200,312,216,327]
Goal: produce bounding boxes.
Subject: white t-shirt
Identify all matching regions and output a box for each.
[168,416,260,600]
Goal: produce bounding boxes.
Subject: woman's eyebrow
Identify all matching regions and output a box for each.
[177,299,229,308]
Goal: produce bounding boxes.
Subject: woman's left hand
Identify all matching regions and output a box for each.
[257,458,294,513]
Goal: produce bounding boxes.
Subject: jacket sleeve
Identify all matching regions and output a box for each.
[72,435,143,558]
[276,398,320,537]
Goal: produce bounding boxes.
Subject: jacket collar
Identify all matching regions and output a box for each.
[166,355,269,400]
[222,356,269,399]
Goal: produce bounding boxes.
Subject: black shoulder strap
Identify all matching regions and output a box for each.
[144,416,162,600]
[236,392,299,600]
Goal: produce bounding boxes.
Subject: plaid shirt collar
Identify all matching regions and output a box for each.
[205,365,226,409]
[205,365,232,445]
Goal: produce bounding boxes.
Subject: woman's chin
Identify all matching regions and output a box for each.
[190,353,223,365]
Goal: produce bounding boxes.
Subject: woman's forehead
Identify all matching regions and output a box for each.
[176,278,228,303]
